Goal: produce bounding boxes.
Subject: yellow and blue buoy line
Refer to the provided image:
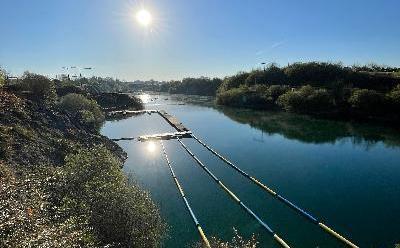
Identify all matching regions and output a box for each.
[160,141,211,248]
[177,138,291,248]
[110,107,358,247]
[191,134,359,248]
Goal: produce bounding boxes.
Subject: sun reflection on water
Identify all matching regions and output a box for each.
[139,93,151,104]
[146,141,157,153]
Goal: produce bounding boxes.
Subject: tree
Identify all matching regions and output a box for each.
[61,146,165,247]
[19,72,57,105]
[348,89,385,115]
[219,72,250,92]
[0,67,6,87]
[277,85,333,113]
[386,85,400,113]
[58,93,104,131]
[284,62,349,87]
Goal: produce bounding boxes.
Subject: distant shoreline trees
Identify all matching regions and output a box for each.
[216,62,400,124]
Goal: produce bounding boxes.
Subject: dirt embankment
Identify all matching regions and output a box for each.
[0,90,126,168]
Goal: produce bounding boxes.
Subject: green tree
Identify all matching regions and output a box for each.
[278,85,333,114]
[348,89,385,115]
[19,72,57,105]
[0,67,6,87]
[61,146,165,247]
[386,85,400,114]
[219,72,250,92]
[58,93,104,131]
[284,62,349,87]
[266,85,290,101]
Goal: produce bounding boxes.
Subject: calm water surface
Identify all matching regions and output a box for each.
[101,93,400,248]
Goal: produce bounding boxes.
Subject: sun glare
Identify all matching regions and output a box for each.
[136,9,152,27]
[139,93,150,103]
[147,141,156,153]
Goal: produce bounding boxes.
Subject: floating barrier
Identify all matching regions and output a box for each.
[111,137,135,141]
[191,134,358,248]
[109,109,358,247]
[111,131,192,142]
[160,141,211,248]
[108,109,158,116]
[177,138,291,248]
[138,131,192,142]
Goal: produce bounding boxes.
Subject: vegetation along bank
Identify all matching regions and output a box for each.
[0,72,165,247]
[0,70,257,247]
[216,62,400,124]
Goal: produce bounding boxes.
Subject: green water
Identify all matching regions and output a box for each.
[101,93,400,248]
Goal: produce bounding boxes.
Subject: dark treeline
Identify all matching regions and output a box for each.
[219,62,400,92]
[159,77,222,96]
[216,62,400,124]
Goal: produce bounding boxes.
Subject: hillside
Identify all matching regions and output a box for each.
[0,84,164,247]
[0,90,125,167]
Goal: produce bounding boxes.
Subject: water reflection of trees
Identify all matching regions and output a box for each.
[217,107,400,148]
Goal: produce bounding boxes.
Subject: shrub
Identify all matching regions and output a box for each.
[244,70,265,86]
[54,80,85,97]
[0,68,5,87]
[217,85,275,109]
[266,85,290,101]
[217,86,250,106]
[61,146,165,247]
[219,72,250,92]
[192,229,258,248]
[386,85,400,109]
[93,92,144,110]
[284,62,349,87]
[278,85,333,114]
[0,163,98,247]
[17,72,57,105]
[58,93,104,131]
[348,89,385,115]
[245,64,286,86]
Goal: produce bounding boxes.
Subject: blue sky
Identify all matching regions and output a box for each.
[0,0,399,80]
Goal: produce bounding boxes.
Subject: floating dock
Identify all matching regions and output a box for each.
[157,110,190,132]
[108,109,190,133]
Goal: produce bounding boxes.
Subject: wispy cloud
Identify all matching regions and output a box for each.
[255,39,287,55]
[271,40,286,49]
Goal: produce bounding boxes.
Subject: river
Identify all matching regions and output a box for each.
[101,93,400,248]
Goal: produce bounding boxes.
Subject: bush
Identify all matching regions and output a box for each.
[217,85,275,109]
[278,85,334,114]
[0,163,98,248]
[192,229,258,248]
[219,72,250,92]
[94,92,144,110]
[348,89,385,115]
[217,86,250,106]
[245,64,287,86]
[58,93,104,131]
[266,85,290,101]
[386,85,400,110]
[17,72,57,105]
[54,80,85,97]
[0,68,6,87]
[61,146,165,247]
[284,62,349,87]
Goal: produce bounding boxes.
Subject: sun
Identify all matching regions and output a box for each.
[136,9,152,27]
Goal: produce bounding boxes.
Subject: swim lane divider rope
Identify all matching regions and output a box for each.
[159,140,211,248]
[191,134,358,248]
[177,138,291,248]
